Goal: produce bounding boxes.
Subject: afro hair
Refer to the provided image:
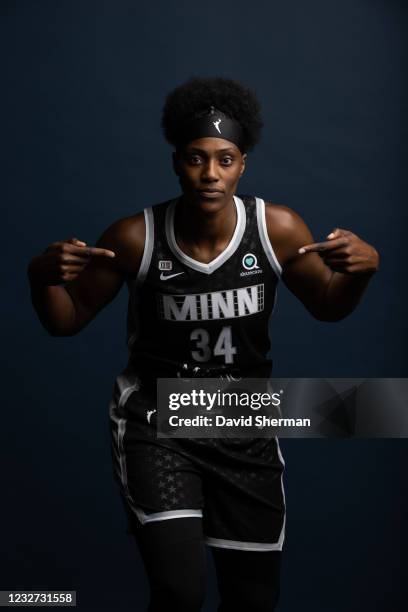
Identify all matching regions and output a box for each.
[161,77,263,152]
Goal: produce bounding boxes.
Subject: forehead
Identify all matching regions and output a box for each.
[183,137,240,154]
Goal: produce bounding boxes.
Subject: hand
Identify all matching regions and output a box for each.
[27,237,115,286]
[298,228,379,275]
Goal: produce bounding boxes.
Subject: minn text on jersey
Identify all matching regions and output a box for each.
[157,284,265,322]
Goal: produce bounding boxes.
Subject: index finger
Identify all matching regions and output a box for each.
[298,237,347,254]
[84,246,116,258]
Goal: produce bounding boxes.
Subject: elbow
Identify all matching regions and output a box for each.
[48,330,68,338]
[314,314,347,323]
[306,292,356,322]
[45,325,80,337]
[46,328,69,337]
[310,309,352,323]
[41,313,85,337]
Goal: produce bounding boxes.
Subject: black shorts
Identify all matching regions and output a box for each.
[109,368,286,552]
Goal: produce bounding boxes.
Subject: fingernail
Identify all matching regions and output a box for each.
[327,233,335,239]
[76,240,87,246]
[298,247,306,254]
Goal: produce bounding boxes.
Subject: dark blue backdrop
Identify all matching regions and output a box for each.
[3,1,407,610]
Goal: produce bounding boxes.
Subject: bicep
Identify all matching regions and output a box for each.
[64,254,125,332]
[64,214,145,332]
[282,251,332,317]
[266,205,333,316]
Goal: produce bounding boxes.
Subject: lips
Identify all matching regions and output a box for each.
[197,189,224,198]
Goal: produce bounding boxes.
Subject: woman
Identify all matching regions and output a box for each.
[28,77,379,611]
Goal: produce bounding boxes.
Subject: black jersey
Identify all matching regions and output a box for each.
[110,195,286,551]
[126,195,282,381]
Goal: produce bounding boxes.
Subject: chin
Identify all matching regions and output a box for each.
[195,197,227,213]
[187,191,228,206]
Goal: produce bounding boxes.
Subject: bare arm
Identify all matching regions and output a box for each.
[265,204,379,321]
[27,213,145,336]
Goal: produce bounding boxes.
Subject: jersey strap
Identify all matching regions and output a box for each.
[255,197,282,278]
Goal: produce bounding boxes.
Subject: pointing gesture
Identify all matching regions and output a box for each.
[28,237,116,286]
[298,228,379,275]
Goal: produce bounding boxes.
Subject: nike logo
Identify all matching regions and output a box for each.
[160,271,184,281]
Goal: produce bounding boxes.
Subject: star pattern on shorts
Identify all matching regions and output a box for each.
[124,414,283,523]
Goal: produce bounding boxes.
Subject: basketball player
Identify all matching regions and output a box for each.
[28,77,379,611]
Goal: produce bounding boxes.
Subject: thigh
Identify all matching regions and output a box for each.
[211,547,282,612]
[135,516,206,569]
[134,518,207,612]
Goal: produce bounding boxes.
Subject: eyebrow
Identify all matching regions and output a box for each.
[187,147,236,154]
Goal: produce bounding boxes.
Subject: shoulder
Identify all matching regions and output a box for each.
[264,201,306,233]
[96,211,146,277]
[263,201,314,266]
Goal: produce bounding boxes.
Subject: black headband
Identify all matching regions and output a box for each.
[176,107,246,152]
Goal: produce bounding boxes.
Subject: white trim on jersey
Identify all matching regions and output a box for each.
[255,197,282,278]
[205,532,284,552]
[275,435,286,549]
[136,207,154,285]
[127,207,154,349]
[165,195,246,275]
[134,508,203,525]
[109,371,142,522]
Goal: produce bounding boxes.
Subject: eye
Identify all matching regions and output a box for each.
[220,156,233,166]
[189,155,203,165]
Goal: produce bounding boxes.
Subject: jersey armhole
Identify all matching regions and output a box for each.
[255,197,282,279]
[135,207,154,286]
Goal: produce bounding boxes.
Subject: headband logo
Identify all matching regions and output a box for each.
[213,118,222,134]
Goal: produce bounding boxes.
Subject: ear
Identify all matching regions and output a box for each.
[239,153,247,176]
[172,151,180,176]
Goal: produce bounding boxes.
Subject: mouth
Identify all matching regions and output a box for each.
[196,189,224,199]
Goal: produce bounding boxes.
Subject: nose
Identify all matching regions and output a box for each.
[201,158,219,182]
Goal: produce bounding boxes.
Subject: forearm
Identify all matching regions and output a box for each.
[318,270,376,321]
[28,262,77,336]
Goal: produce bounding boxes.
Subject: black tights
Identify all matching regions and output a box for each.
[134,518,281,612]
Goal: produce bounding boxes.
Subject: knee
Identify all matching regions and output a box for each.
[150,575,206,612]
[219,583,280,612]
[247,585,280,611]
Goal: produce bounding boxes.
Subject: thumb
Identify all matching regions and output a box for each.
[326,228,342,240]
[69,237,87,246]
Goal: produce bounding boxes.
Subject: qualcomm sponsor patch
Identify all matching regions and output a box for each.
[241,253,262,277]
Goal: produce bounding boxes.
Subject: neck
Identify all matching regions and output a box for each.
[176,195,236,247]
